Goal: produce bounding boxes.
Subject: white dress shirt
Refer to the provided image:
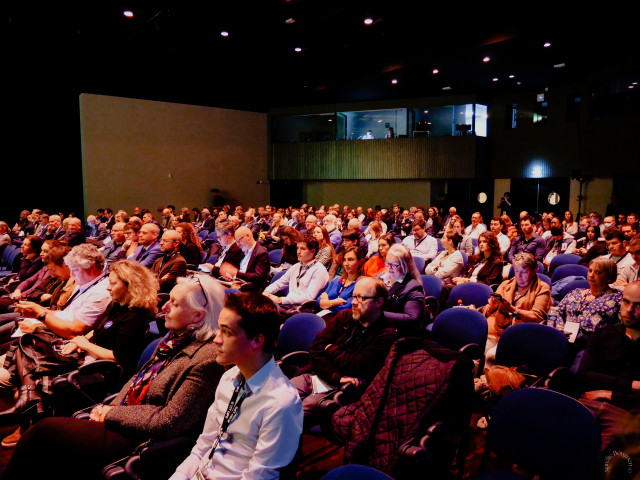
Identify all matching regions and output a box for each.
[465,223,487,239]
[53,275,111,327]
[170,358,303,480]
[402,234,438,261]
[264,260,329,306]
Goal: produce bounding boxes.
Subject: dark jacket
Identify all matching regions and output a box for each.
[384,277,425,336]
[307,310,398,385]
[460,255,503,286]
[151,253,188,293]
[235,244,271,292]
[211,243,243,278]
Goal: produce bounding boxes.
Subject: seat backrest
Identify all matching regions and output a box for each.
[269,249,283,266]
[551,264,588,283]
[557,278,590,301]
[537,273,552,287]
[136,337,163,371]
[320,465,394,480]
[270,269,286,285]
[412,255,425,274]
[431,308,488,353]
[495,323,568,378]
[548,253,581,273]
[277,313,325,358]
[436,239,444,252]
[197,229,209,241]
[446,282,492,309]
[420,274,443,299]
[207,231,218,243]
[486,388,601,480]
[460,251,468,267]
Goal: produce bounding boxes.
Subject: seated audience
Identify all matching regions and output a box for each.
[151,230,188,294]
[275,226,301,272]
[543,216,577,269]
[488,216,511,257]
[363,232,394,277]
[85,215,108,241]
[555,257,622,352]
[380,243,425,335]
[263,235,330,318]
[576,224,606,264]
[200,222,243,278]
[452,217,474,256]
[225,226,270,292]
[2,275,227,480]
[401,218,437,264]
[316,246,365,316]
[329,229,360,278]
[482,253,552,363]
[100,222,127,270]
[128,223,163,269]
[613,234,640,289]
[366,220,384,258]
[563,210,579,235]
[424,230,464,285]
[465,212,487,239]
[508,215,548,263]
[0,260,158,447]
[175,222,203,267]
[168,292,302,480]
[603,228,635,270]
[311,225,335,270]
[575,281,640,450]
[453,231,503,286]
[260,212,286,252]
[293,277,397,427]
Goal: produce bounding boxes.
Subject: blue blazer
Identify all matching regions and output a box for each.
[130,241,163,269]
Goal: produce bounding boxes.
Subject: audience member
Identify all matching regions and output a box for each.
[151,230,188,293]
[453,231,503,286]
[425,230,464,284]
[508,215,548,263]
[401,218,437,264]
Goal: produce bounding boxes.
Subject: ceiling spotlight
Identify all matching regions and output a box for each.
[553,63,566,69]
[493,77,499,82]
[482,56,490,63]
[509,74,515,79]
[391,78,398,84]
[294,47,302,53]
[364,17,373,25]
[123,10,134,18]
[432,68,439,75]
[544,42,551,48]
[220,31,229,37]
[442,86,452,91]
[285,18,295,24]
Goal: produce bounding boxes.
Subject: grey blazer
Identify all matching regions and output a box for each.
[104,337,224,443]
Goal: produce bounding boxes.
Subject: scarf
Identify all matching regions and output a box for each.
[122,331,194,405]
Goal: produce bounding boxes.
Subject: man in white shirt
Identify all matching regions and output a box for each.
[465,212,487,239]
[14,243,110,338]
[488,216,511,256]
[614,234,640,289]
[402,219,437,262]
[263,235,329,315]
[602,229,635,270]
[169,292,302,480]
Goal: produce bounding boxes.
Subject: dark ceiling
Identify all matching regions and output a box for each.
[5,1,639,112]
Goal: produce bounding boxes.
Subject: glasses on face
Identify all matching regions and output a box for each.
[349,294,377,303]
[385,261,401,269]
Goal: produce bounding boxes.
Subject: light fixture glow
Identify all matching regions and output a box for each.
[544,42,551,48]
[509,74,515,79]
[493,77,499,82]
[285,18,295,24]
[391,78,398,84]
[294,47,302,52]
[220,31,229,37]
[483,56,490,63]
[364,17,373,25]
[123,10,134,18]
[432,68,439,74]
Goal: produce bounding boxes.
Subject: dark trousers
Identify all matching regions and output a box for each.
[2,417,134,480]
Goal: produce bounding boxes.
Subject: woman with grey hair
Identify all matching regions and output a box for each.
[380,243,425,335]
[2,274,227,479]
[482,252,552,362]
[555,257,622,350]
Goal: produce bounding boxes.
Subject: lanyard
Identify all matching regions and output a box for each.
[208,378,249,460]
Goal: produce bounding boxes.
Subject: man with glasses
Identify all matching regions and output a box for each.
[100,222,127,270]
[290,277,398,427]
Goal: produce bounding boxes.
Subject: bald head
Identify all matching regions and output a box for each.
[235,226,255,254]
[160,230,181,253]
[138,223,160,246]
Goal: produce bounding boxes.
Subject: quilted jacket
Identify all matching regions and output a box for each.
[330,337,473,476]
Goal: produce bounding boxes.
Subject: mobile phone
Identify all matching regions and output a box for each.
[490,292,504,302]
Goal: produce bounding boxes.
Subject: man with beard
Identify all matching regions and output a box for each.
[543,216,577,269]
[223,226,270,292]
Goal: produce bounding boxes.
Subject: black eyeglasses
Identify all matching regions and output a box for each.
[349,294,377,303]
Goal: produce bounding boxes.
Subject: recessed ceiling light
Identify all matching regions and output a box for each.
[432,68,439,75]
[123,10,134,18]
[493,77,499,82]
[391,78,398,84]
[285,18,295,24]
[553,63,566,68]
[509,74,515,79]
[364,18,373,25]
[544,42,551,48]
[483,56,490,63]
[220,31,229,37]
[378,120,382,123]
[294,47,302,53]
[442,86,452,91]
